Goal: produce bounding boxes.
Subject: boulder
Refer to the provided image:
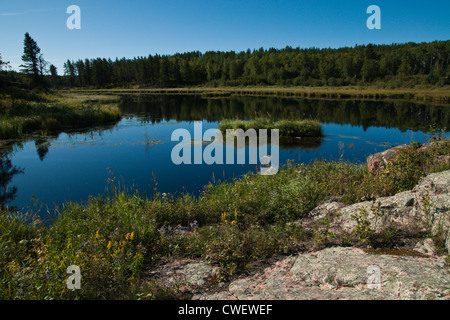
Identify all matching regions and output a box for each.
[195,247,450,300]
[308,170,450,252]
[367,144,410,173]
[144,259,219,294]
[367,141,450,173]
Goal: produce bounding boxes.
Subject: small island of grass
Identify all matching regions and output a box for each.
[218,118,322,138]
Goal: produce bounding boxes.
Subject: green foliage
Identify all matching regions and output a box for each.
[200,223,305,281]
[313,218,335,250]
[218,118,322,137]
[351,207,375,244]
[380,139,450,193]
[50,40,450,88]
[0,92,122,139]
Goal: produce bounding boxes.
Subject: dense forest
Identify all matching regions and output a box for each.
[1,36,450,89]
[59,41,450,88]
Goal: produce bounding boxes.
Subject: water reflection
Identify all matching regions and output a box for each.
[119,95,449,132]
[35,138,51,161]
[1,95,448,212]
[0,123,120,208]
[0,148,24,208]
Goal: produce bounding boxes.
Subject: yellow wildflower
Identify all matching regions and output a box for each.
[125,232,135,241]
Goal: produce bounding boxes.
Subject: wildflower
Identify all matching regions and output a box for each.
[190,220,199,229]
[125,232,135,241]
[220,212,227,225]
[107,241,113,251]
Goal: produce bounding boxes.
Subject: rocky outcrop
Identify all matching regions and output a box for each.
[145,259,218,289]
[146,170,450,300]
[194,247,449,300]
[367,141,450,173]
[367,144,410,173]
[307,170,450,252]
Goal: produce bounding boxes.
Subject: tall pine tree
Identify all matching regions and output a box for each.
[20,33,43,84]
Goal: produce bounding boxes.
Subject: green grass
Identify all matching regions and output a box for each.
[0,91,122,139]
[1,137,448,299]
[218,118,322,137]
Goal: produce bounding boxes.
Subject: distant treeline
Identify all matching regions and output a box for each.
[119,95,450,132]
[54,41,449,89]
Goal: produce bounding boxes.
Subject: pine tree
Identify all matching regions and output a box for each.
[49,64,59,88]
[64,60,76,86]
[0,53,8,71]
[20,33,44,84]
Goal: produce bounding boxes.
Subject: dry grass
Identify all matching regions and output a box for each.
[62,85,450,104]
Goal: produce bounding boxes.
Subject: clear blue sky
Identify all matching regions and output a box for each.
[1,0,449,73]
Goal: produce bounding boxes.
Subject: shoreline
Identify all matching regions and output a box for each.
[61,85,450,105]
[1,138,448,299]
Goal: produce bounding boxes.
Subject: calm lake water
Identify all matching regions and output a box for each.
[1,95,449,221]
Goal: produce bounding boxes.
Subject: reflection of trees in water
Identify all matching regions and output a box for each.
[35,138,50,161]
[221,135,323,150]
[119,95,449,132]
[0,150,23,208]
[0,122,120,206]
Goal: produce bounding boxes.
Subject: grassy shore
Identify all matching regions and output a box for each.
[0,91,122,139]
[218,118,322,138]
[64,85,450,104]
[1,137,448,299]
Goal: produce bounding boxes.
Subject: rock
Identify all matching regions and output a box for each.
[367,141,450,174]
[367,144,410,173]
[195,247,450,300]
[146,259,219,293]
[417,140,448,153]
[309,170,450,252]
[332,190,420,234]
[176,262,219,287]
[414,238,438,256]
[291,247,449,300]
[308,201,346,220]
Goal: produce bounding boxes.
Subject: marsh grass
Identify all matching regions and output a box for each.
[218,118,322,137]
[68,85,450,104]
[0,91,122,139]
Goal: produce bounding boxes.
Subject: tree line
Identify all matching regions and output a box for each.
[61,41,450,88]
[2,33,450,89]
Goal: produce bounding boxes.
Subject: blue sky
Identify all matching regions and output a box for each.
[1,0,449,73]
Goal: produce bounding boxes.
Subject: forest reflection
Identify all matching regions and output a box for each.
[119,95,449,133]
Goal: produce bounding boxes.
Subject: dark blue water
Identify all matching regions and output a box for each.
[1,95,448,219]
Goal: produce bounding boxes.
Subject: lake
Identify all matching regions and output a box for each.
[1,95,449,221]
